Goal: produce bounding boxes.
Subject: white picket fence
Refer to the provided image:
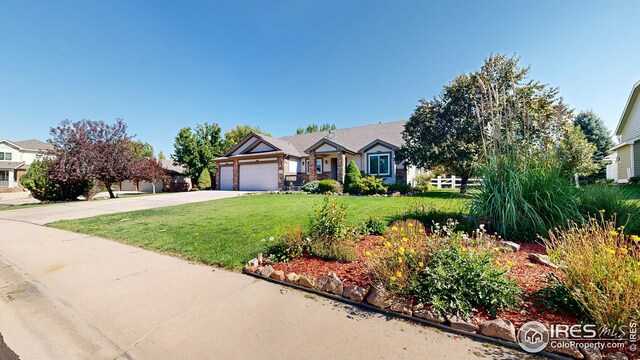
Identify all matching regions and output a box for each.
[429,176,483,189]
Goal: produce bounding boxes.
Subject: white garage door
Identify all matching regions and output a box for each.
[239,163,278,191]
[219,166,234,190]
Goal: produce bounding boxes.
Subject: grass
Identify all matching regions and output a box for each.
[0,203,46,211]
[48,191,468,269]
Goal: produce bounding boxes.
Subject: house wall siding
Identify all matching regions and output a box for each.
[621,99,640,142]
[634,141,640,177]
[618,145,632,181]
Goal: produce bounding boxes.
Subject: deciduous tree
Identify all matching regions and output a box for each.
[296,123,337,134]
[130,158,168,193]
[223,124,271,152]
[172,122,224,184]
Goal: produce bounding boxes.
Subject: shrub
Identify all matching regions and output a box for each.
[317,179,341,193]
[533,273,588,319]
[387,182,412,194]
[267,225,310,262]
[19,160,90,201]
[413,172,432,188]
[392,203,473,234]
[363,216,387,235]
[470,153,580,241]
[544,216,640,328]
[308,197,355,261]
[576,185,640,233]
[344,160,361,194]
[197,169,212,190]
[301,180,319,193]
[353,176,388,195]
[629,176,640,185]
[411,244,521,319]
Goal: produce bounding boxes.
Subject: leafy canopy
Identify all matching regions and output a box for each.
[296,123,336,134]
[223,124,271,152]
[172,122,224,182]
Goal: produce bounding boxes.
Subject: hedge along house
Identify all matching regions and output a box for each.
[0,139,53,191]
[213,120,422,191]
[609,80,640,183]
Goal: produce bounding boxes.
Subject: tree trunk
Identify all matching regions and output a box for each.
[106,183,116,199]
[459,174,470,194]
[152,182,156,194]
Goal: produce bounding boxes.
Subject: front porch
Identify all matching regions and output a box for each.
[0,161,26,189]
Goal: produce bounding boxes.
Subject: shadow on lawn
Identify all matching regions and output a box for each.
[410,190,470,200]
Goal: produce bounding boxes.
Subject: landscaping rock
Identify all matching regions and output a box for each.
[270,270,285,281]
[342,285,367,302]
[447,316,479,332]
[247,258,260,267]
[390,299,413,316]
[259,265,274,278]
[392,191,401,197]
[299,275,316,288]
[366,286,392,308]
[499,240,520,252]
[413,309,446,324]
[579,346,602,360]
[604,353,628,360]
[528,253,559,269]
[285,272,300,284]
[244,266,258,274]
[257,252,264,264]
[316,272,343,295]
[479,318,516,342]
[545,338,584,359]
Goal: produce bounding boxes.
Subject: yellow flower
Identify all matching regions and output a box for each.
[390,276,397,281]
[631,235,640,243]
[419,229,425,233]
[609,230,619,236]
[402,237,408,243]
[398,257,403,263]
[495,260,502,266]
[365,251,372,256]
[408,223,414,227]
[398,247,406,255]
[395,270,402,278]
[410,248,415,254]
[418,261,424,267]
[391,226,398,232]
[606,248,616,255]
[620,247,629,256]
[599,209,605,213]
[461,246,467,252]
[384,241,392,248]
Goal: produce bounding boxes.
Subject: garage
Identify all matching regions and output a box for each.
[239,163,278,191]
[219,166,234,190]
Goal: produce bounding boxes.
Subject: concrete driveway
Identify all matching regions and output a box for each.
[0,192,525,360]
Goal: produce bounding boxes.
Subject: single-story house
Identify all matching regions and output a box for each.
[608,80,640,183]
[213,120,422,191]
[119,159,192,192]
[0,139,53,190]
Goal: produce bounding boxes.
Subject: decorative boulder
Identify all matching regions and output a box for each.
[447,316,479,332]
[342,285,367,302]
[259,265,275,278]
[413,309,446,324]
[499,240,520,252]
[270,270,285,281]
[285,272,300,284]
[366,286,392,308]
[528,254,559,269]
[299,275,316,288]
[479,318,516,342]
[390,299,413,316]
[580,346,603,360]
[604,353,628,360]
[545,336,584,359]
[247,258,260,267]
[316,272,343,295]
[244,266,258,274]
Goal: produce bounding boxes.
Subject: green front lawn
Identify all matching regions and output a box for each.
[49,191,469,269]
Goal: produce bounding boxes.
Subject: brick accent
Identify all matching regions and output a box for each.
[215,163,221,190]
[278,155,285,190]
[232,159,239,190]
[395,167,407,184]
[308,151,317,181]
[337,152,346,183]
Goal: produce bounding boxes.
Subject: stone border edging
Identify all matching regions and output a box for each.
[244,271,573,360]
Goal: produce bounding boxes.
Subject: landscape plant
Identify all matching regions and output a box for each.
[353,176,387,195]
[387,182,412,194]
[308,197,355,261]
[343,160,361,194]
[197,168,212,190]
[19,159,91,201]
[317,179,340,193]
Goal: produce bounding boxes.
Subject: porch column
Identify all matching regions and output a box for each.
[337,152,346,183]
[278,155,285,190]
[309,151,317,181]
[233,159,239,191]
[8,169,14,188]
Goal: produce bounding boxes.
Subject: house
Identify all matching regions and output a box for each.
[119,159,193,192]
[213,120,422,191]
[608,80,640,183]
[0,139,53,190]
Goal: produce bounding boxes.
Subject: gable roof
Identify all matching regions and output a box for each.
[1,139,54,151]
[615,80,640,136]
[280,120,406,156]
[159,159,186,175]
[222,132,302,158]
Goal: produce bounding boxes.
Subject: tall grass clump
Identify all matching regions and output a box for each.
[470,151,580,241]
[576,185,640,234]
[544,216,640,328]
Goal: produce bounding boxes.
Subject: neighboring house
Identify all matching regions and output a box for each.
[119,159,192,192]
[0,139,53,190]
[609,80,640,183]
[213,120,422,191]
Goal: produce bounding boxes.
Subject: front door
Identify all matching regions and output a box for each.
[330,158,338,180]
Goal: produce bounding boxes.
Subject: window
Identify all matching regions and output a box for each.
[0,171,7,182]
[0,152,12,161]
[316,159,322,174]
[368,154,390,176]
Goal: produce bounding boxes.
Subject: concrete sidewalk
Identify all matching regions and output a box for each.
[0,192,524,359]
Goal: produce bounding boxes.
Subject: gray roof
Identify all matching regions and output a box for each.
[12,139,54,151]
[159,159,186,175]
[253,134,302,157]
[279,120,406,156]
[0,161,26,169]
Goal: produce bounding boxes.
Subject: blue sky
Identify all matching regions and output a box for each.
[1,1,639,156]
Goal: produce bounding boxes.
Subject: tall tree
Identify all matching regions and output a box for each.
[130,158,168,193]
[296,123,337,134]
[172,122,224,183]
[223,124,271,152]
[48,119,135,199]
[574,110,614,165]
[131,141,154,158]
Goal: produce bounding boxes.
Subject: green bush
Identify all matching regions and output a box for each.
[411,244,521,319]
[387,182,412,194]
[19,160,90,201]
[197,169,212,190]
[576,185,640,233]
[301,180,319,193]
[629,176,640,185]
[353,176,388,195]
[344,160,361,194]
[317,179,341,193]
[267,225,310,262]
[363,216,387,235]
[533,273,587,319]
[413,172,432,188]
[308,197,355,261]
[470,154,580,241]
[392,204,473,233]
